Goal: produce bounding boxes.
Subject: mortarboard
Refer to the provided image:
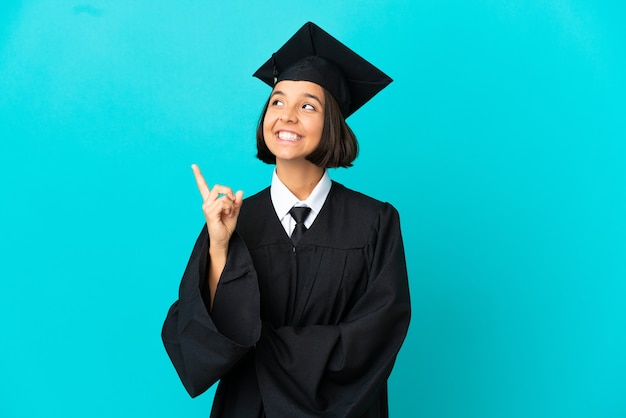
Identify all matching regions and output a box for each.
[253,22,393,118]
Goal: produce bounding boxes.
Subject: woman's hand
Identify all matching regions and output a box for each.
[191,164,244,251]
[191,164,243,309]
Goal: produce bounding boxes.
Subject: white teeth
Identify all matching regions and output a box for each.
[277,131,300,141]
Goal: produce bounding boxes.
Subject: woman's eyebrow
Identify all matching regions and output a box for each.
[269,90,323,105]
[303,92,323,105]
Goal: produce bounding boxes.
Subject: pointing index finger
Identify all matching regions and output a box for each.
[191,164,210,200]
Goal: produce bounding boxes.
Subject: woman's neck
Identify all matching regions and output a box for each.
[275,161,325,201]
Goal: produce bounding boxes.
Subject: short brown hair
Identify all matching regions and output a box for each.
[255,88,358,168]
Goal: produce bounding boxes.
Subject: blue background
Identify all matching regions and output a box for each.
[1,1,625,417]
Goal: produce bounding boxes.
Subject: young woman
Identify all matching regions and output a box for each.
[162,22,411,417]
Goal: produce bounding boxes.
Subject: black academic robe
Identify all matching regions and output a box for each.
[162,182,411,417]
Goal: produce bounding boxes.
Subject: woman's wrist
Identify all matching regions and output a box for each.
[209,243,228,260]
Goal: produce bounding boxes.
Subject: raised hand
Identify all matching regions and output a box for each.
[191,164,244,251]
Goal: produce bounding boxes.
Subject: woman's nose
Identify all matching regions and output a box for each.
[279,106,297,122]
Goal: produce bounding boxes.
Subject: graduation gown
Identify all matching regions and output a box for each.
[162,182,411,417]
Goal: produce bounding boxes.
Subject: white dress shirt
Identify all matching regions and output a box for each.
[270,169,332,237]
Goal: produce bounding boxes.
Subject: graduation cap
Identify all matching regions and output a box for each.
[253,22,392,118]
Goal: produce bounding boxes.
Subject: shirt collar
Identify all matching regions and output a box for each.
[270,169,331,221]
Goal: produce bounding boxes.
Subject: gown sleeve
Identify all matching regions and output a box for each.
[161,226,262,398]
[254,203,411,417]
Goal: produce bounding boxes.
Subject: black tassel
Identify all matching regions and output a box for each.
[272,53,278,84]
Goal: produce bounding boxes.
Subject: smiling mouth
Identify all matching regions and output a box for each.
[277,131,302,141]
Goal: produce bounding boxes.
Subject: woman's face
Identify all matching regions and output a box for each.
[263,80,325,165]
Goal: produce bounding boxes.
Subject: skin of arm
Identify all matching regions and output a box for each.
[207,246,227,308]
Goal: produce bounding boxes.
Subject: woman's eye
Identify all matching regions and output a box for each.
[302,103,315,110]
[271,99,283,106]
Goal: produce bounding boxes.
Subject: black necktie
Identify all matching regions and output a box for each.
[289,206,311,245]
